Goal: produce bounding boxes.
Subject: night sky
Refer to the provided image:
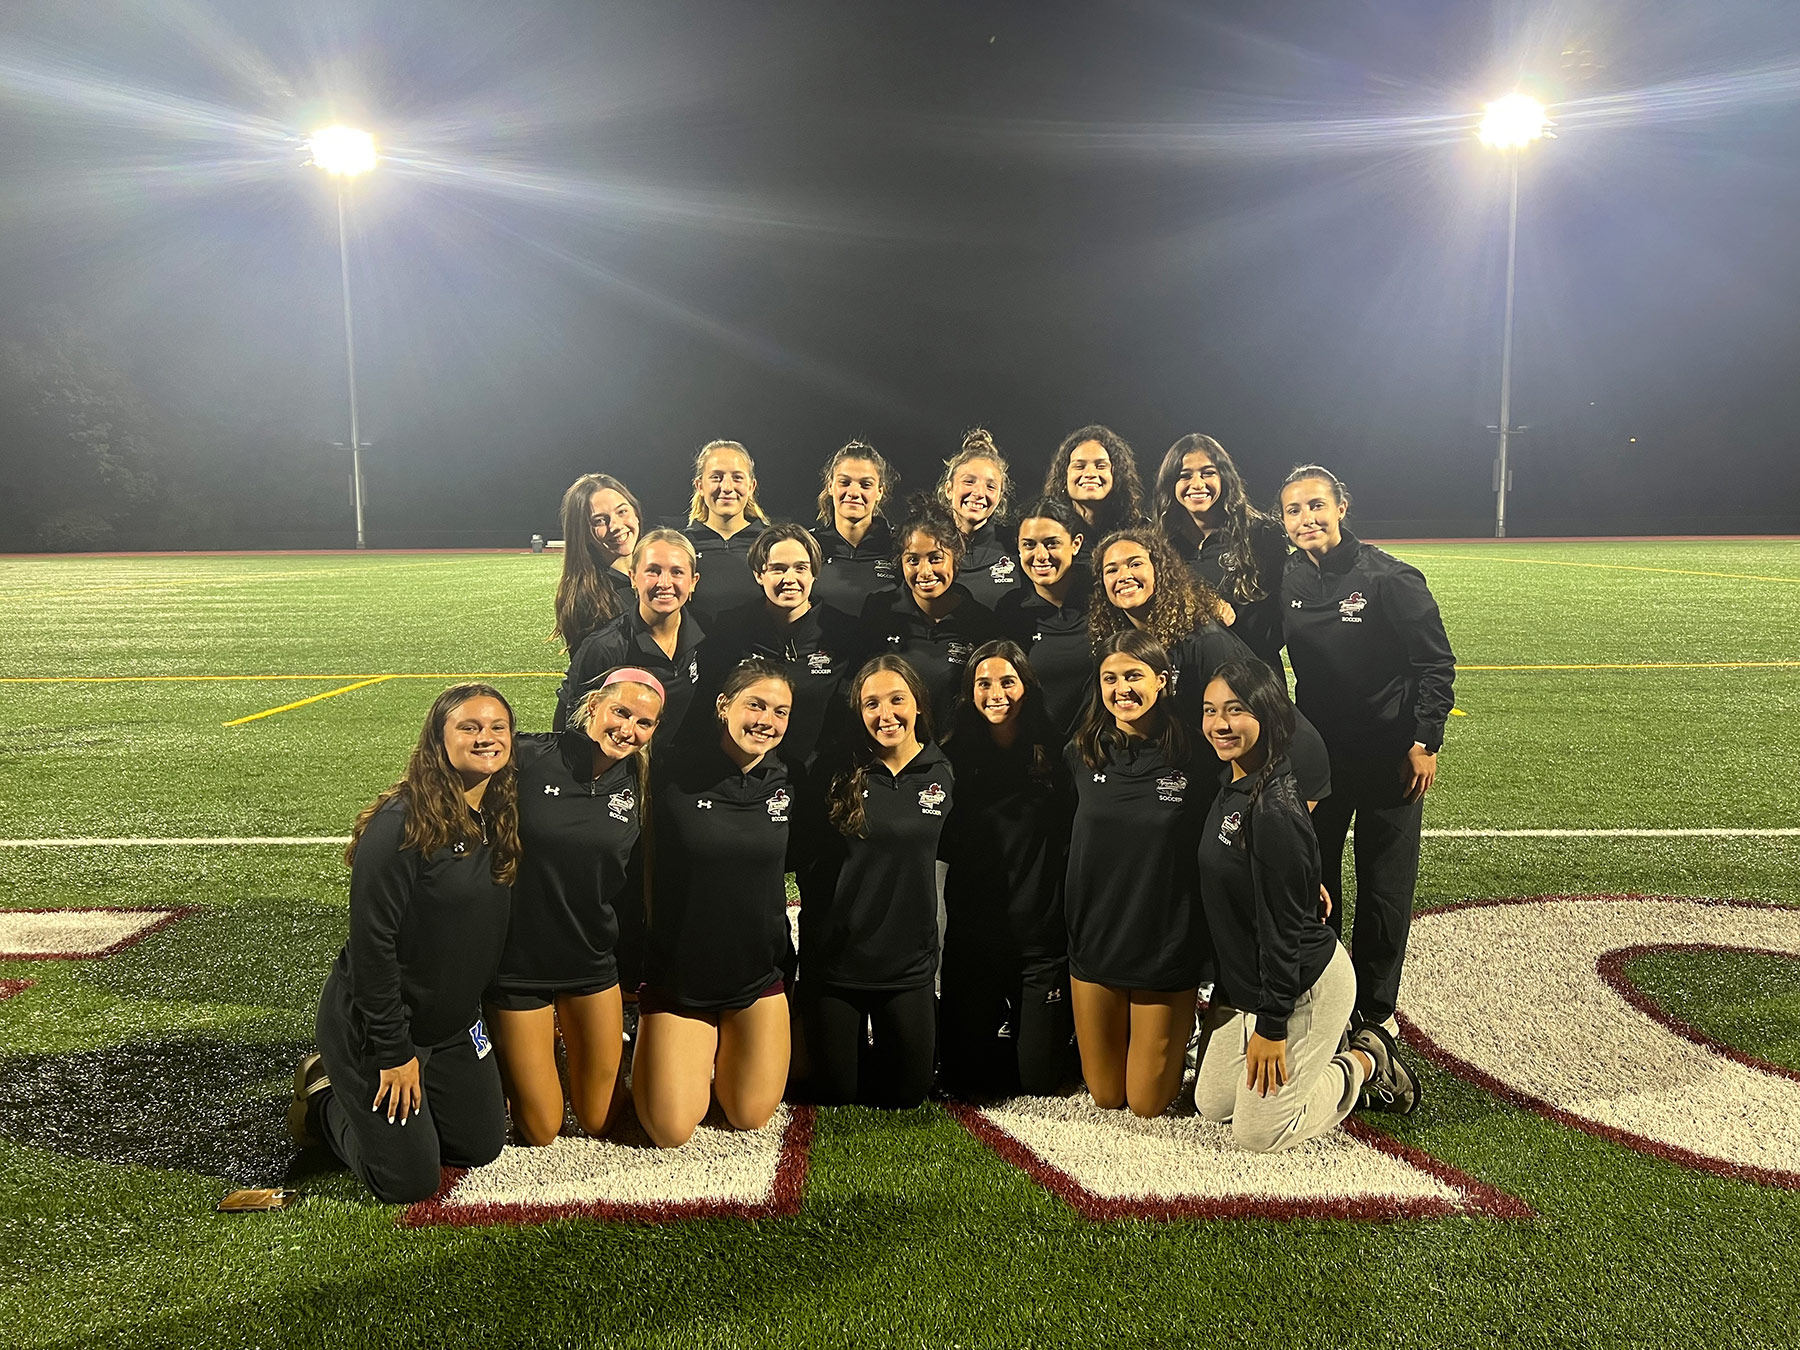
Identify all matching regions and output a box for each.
[4,1,1798,544]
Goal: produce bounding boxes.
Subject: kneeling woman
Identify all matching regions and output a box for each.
[485,669,663,1145]
[633,660,796,1147]
[939,641,1075,1096]
[1065,633,1209,1118]
[795,656,953,1108]
[287,684,518,1204]
[1194,659,1416,1150]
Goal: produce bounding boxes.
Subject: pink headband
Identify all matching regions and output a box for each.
[600,666,667,703]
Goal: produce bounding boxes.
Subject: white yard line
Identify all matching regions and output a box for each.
[0,836,353,847]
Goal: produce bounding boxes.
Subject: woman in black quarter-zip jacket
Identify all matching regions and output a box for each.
[1278,464,1455,1042]
[484,668,663,1147]
[632,660,797,1148]
[1064,632,1210,1120]
[794,655,954,1108]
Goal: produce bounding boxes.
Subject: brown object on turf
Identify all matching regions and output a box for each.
[286,1052,332,1148]
[218,1188,299,1212]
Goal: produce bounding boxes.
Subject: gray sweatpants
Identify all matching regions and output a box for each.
[1194,942,1364,1153]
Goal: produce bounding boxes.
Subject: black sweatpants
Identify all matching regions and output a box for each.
[801,982,936,1108]
[1310,753,1424,1026]
[938,952,1075,1098]
[315,973,506,1204]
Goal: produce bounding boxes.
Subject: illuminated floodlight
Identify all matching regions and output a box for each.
[307,125,377,177]
[1477,94,1551,150]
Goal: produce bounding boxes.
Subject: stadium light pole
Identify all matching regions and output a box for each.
[1477,94,1551,539]
[306,126,378,549]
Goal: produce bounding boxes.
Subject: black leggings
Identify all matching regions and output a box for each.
[315,974,506,1204]
[938,954,1075,1098]
[802,982,936,1108]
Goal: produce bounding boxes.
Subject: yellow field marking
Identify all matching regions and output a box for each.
[1449,708,1467,716]
[1462,660,1800,671]
[1396,551,1800,585]
[0,671,563,684]
[223,676,396,726]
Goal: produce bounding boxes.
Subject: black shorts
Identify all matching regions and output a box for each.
[484,978,620,1013]
[636,977,785,1018]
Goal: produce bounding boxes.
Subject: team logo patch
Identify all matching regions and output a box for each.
[944,1096,1527,1222]
[945,641,973,666]
[875,560,897,582]
[1157,772,1188,803]
[918,783,947,815]
[1218,809,1243,845]
[989,556,1016,582]
[767,789,791,824]
[806,651,833,675]
[468,1018,492,1060]
[687,658,700,681]
[1339,592,1367,622]
[607,788,635,823]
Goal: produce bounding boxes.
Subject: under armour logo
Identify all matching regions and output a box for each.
[543,785,561,796]
[695,799,714,809]
[1093,773,1106,783]
[886,635,902,645]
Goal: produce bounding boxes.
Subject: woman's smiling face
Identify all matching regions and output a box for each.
[1101,539,1156,612]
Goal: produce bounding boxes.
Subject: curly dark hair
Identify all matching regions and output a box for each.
[348,683,521,885]
[1088,525,1224,653]
[1043,424,1146,537]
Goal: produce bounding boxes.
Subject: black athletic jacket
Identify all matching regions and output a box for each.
[330,797,511,1067]
[994,569,1093,741]
[1062,733,1210,992]
[698,600,860,765]
[1166,621,1257,729]
[557,605,705,738]
[1196,759,1336,1042]
[490,732,639,998]
[940,736,1072,964]
[683,521,767,627]
[1175,517,1290,670]
[811,518,897,621]
[957,520,1025,611]
[794,743,954,991]
[646,743,793,1010]
[1282,530,1456,756]
[859,584,1003,731]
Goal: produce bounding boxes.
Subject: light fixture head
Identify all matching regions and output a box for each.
[1477,94,1552,150]
[307,125,377,177]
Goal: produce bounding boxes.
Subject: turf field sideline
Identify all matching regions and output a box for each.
[3,541,1799,1350]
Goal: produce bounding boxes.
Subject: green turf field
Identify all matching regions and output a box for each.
[3,541,1799,1349]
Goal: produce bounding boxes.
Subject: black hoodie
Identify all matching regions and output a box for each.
[794,742,954,991]
[1196,758,1336,1042]
[646,741,794,1010]
[1062,733,1210,992]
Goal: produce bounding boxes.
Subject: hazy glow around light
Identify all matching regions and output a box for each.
[307,125,376,176]
[1477,94,1551,150]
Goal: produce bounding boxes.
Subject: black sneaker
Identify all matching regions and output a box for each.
[1348,1022,1420,1116]
[286,1052,332,1147]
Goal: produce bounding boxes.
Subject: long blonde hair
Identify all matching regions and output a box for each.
[687,439,771,526]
